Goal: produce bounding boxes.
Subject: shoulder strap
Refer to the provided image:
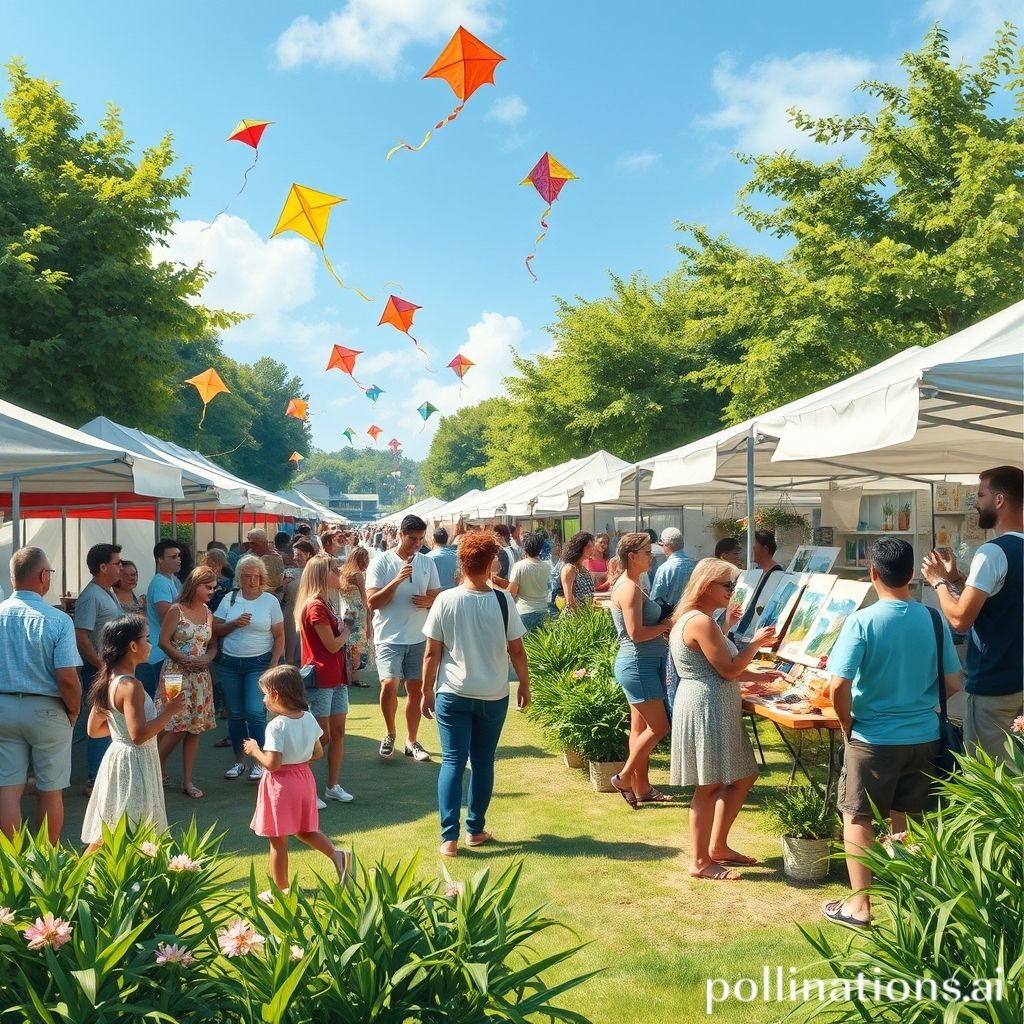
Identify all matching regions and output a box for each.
[926,606,948,721]
[493,588,509,634]
[229,588,240,607]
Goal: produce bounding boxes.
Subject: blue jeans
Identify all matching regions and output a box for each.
[79,664,110,782]
[434,692,508,842]
[217,651,271,756]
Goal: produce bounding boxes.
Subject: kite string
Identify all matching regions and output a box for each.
[385,103,465,160]
[408,333,437,373]
[202,152,261,232]
[322,252,373,303]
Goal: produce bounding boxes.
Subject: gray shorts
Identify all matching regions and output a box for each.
[306,684,350,718]
[963,691,1024,765]
[0,693,74,791]
[375,641,426,682]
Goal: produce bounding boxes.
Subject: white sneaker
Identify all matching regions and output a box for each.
[325,784,354,803]
[224,762,245,780]
[316,797,327,810]
[248,765,263,782]
[404,740,432,763]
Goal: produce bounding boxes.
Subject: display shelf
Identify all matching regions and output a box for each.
[826,491,931,576]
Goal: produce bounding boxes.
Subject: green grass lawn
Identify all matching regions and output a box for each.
[59,679,851,1024]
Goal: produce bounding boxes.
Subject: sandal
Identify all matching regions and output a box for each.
[334,850,354,887]
[638,788,672,803]
[689,862,742,882]
[351,680,371,688]
[710,851,759,866]
[611,774,638,809]
[213,736,232,748]
[182,784,204,799]
[822,900,870,928]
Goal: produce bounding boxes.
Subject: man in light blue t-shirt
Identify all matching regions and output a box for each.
[425,528,459,591]
[824,538,961,930]
[138,539,182,697]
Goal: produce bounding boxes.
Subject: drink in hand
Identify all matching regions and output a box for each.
[164,674,183,700]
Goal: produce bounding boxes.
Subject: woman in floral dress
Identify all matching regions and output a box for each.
[156,566,219,798]
[338,547,371,687]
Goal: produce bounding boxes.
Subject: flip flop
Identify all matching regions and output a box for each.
[822,900,870,928]
[611,774,638,809]
[213,736,232,748]
[711,852,759,865]
[182,784,204,799]
[638,788,672,803]
[689,862,742,882]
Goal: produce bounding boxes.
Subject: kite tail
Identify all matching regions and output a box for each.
[201,153,262,232]
[524,205,553,281]
[197,404,208,430]
[385,103,464,159]
[322,253,373,302]
[408,334,437,372]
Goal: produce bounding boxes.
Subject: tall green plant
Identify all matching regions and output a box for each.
[797,740,1024,1022]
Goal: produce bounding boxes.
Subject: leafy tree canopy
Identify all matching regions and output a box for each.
[421,398,511,499]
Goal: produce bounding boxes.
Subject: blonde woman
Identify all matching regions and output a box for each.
[296,554,355,804]
[156,566,219,798]
[212,555,285,782]
[669,558,782,881]
[338,546,371,687]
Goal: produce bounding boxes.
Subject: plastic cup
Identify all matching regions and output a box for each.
[164,674,183,700]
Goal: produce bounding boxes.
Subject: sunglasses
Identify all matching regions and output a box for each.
[719,580,736,594]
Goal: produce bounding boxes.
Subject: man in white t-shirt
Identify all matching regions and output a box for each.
[366,514,442,761]
[922,466,1023,764]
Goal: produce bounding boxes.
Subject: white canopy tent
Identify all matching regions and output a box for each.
[432,489,486,523]
[0,400,190,548]
[276,489,349,525]
[375,496,445,528]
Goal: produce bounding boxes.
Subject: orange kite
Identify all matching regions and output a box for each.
[185,368,230,429]
[386,26,505,159]
[288,451,304,464]
[447,353,474,380]
[285,398,309,421]
[326,345,367,389]
[367,424,383,444]
[378,295,434,369]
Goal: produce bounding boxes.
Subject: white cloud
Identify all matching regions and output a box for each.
[699,50,874,154]
[616,150,660,174]
[487,94,527,126]
[918,0,1020,62]
[275,0,503,76]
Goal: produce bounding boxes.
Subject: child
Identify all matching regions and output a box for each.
[244,665,353,888]
[82,614,186,852]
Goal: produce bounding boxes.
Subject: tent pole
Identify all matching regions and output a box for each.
[746,431,756,568]
[154,501,161,543]
[60,507,67,597]
[633,472,641,531]
[192,503,198,558]
[170,500,178,540]
[211,511,217,544]
[11,475,20,550]
[237,508,244,546]
[111,496,118,545]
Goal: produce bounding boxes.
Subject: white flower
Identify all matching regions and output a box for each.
[140,842,160,858]
[444,881,465,899]
[167,854,202,873]
[154,942,195,966]
[0,907,15,926]
[257,890,275,905]
[289,944,304,960]
[217,919,265,958]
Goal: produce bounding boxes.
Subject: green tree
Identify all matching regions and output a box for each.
[298,448,422,510]
[421,398,511,498]
[0,60,240,428]
[690,24,1024,421]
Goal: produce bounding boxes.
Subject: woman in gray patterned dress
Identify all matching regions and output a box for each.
[669,558,783,881]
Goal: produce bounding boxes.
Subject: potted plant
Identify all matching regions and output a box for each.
[765,786,837,881]
[756,507,810,544]
[898,501,911,531]
[881,501,896,531]
[709,516,745,541]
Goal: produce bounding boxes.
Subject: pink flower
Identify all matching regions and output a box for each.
[444,881,465,899]
[24,914,73,951]
[0,907,15,926]
[1012,715,1024,735]
[289,944,304,961]
[217,919,265,958]
[880,831,921,857]
[571,669,588,680]
[167,854,202,873]
[140,842,160,858]
[155,942,195,966]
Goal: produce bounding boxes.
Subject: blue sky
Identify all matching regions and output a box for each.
[2,0,1017,461]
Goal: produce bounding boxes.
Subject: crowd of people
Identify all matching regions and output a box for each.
[0,464,1019,908]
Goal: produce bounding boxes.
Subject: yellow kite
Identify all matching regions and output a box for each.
[185,368,230,428]
[270,184,372,302]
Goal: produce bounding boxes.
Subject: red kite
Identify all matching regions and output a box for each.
[185,368,230,429]
[386,27,505,159]
[387,438,402,454]
[521,152,577,281]
[326,345,367,389]
[378,295,434,369]
[447,353,474,380]
[207,119,273,227]
[285,398,308,421]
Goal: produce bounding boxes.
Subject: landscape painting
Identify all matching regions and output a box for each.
[777,574,838,661]
[752,573,804,648]
[727,569,762,620]
[787,546,841,574]
[797,580,874,665]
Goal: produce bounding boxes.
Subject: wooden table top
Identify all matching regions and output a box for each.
[742,696,841,731]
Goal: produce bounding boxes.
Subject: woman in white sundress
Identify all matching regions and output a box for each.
[82,614,184,850]
[669,558,783,882]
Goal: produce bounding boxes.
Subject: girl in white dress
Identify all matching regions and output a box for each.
[82,614,185,851]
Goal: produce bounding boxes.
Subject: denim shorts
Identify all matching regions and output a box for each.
[306,684,350,718]
[614,650,667,705]
[375,641,426,681]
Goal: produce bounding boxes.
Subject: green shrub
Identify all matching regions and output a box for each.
[0,820,598,1023]
[764,786,838,840]
[547,667,630,764]
[796,740,1024,1022]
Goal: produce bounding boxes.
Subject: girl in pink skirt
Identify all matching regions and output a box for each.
[243,665,352,889]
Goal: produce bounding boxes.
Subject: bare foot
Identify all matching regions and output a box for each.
[709,847,758,865]
[689,861,742,881]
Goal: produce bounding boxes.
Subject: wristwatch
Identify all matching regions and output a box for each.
[932,579,949,590]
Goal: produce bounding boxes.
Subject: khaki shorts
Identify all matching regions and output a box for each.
[375,641,426,682]
[838,737,940,819]
[0,693,74,791]
[963,691,1023,765]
